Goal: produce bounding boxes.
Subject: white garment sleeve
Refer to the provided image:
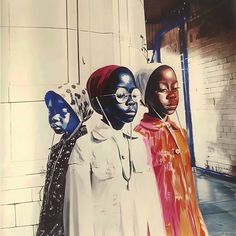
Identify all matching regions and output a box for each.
[63,137,94,236]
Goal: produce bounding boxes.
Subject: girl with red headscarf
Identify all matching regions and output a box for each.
[63,65,166,236]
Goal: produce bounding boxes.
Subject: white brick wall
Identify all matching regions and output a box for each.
[188,25,236,175]
[0,226,34,236]
[0,205,15,228]
[15,202,41,227]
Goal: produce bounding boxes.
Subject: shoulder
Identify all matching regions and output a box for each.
[68,133,93,164]
[134,123,152,139]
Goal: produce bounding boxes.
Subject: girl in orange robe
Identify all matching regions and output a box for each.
[135,64,208,236]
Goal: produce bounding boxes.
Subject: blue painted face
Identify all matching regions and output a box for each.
[100,68,139,129]
[45,92,79,134]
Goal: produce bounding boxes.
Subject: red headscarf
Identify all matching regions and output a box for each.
[86,65,122,111]
[86,65,120,98]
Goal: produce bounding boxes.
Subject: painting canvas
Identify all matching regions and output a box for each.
[1,0,236,235]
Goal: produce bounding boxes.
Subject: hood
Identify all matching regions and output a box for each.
[86,65,122,112]
[135,63,163,106]
[50,83,93,124]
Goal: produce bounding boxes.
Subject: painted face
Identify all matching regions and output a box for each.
[149,67,179,116]
[46,95,79,134]
[101,69,139,128]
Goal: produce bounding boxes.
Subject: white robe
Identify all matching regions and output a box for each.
[63,121,166,236]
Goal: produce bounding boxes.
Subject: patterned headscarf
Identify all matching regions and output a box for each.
[46,83,93,123]
[135,63,163,106]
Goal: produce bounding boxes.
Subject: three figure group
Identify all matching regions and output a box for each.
[36,64,208,236]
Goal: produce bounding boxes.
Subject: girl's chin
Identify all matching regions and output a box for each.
[166,109,176,115]
[52,127,64,134]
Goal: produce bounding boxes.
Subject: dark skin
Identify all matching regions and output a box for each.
[145,65,179,120]
[45,91,80,134]
[98,68,138,130]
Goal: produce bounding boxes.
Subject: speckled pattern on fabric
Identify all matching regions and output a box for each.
[36,126,87,236]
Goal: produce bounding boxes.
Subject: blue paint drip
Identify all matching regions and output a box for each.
[179,23,196,167]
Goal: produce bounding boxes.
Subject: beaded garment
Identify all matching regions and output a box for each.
[36,126,87,236]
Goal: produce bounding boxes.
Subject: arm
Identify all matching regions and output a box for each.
[63,138,94,236]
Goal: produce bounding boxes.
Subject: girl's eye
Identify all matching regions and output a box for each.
[159,88,168,93]
[116,92,126,99]
[172,87,179,91]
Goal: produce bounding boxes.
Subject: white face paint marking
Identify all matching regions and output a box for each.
[121,74,131,84]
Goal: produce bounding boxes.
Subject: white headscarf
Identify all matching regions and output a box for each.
[135,63,163,106]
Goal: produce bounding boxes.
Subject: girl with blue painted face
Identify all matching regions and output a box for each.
[36,84,93,236]
[46,92,79,135]
[63,65,166,236]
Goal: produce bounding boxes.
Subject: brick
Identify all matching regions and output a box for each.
[226,133,235,139]
[231,127,236,133]
[217,138,232,144]
[0,226,33,236]
[15,202,41,226]
[31,187,44,202]
[0,189,32,205]
[220,109,236,115]
[0,205,15,228]
[229,78,236,85]
[204,66,217,73]
[227,149,236,155]
[230,155,236,161]
[1,174,44,191]
[209,81,229,88]
[223,62,232,69]
[229,84,236,91]
[217,126,223,132]
[231,72,236,79]
[226,55,235,62]
[33,225,39,236]
[0,160,46,178]
[223,114,236,121]
[209,86,225,93]
[220,132,227,138]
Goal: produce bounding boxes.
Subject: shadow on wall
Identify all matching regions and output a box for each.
[207,71,236,177]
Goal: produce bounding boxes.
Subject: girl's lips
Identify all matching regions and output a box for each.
[51,124,62,129]
[167,105,177,110]
[125,111,136,116]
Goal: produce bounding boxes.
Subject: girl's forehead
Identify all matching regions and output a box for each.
[106,72,135,91]
[47,97,68,109]
[161,68,175,78]
[158,70,177,83]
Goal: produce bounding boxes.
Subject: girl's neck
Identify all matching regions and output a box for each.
[147,109,168,121]
[101,117,124,130]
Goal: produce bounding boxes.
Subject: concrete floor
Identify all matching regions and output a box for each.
[195,171,236,235]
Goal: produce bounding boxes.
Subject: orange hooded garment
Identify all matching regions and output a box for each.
[135,113,208,236]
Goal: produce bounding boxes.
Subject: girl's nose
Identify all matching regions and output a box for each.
[167,90,177,99]
[126,95,135,106]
